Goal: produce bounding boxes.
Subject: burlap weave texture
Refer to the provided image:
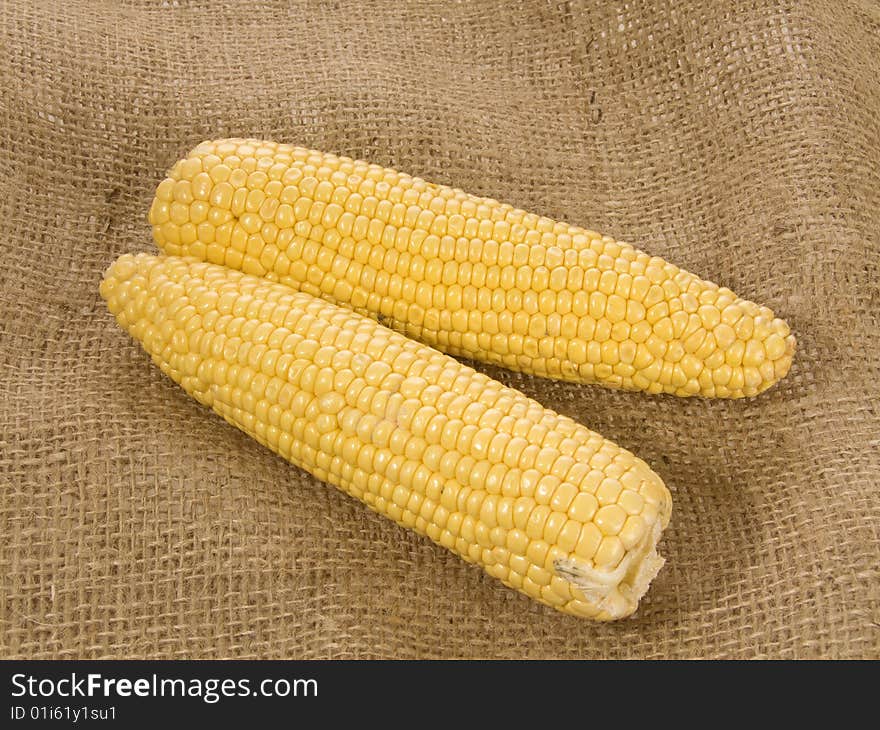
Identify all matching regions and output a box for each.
[1,0,878,658]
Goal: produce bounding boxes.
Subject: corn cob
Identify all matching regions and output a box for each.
[150,138,795,398]
[100,253,671,619]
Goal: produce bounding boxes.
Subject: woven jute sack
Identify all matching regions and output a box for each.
[1,0,877,658]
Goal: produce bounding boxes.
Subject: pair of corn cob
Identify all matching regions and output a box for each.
[101,139,794,619]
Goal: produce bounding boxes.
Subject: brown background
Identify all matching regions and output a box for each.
[1,0,878,659]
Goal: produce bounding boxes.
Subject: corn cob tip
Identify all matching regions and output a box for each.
[100,254,134,312]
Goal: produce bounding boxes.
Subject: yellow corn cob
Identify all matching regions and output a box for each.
[150,138,795,398]
[100,253,671,619]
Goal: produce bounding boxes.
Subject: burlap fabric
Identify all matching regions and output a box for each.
[1,0,877,660]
